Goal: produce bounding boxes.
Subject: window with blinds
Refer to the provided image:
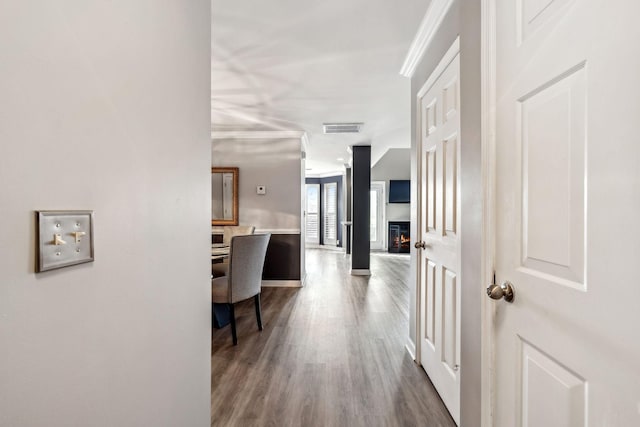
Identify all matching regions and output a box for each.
[323,182,337,245]
[305,184,320,244]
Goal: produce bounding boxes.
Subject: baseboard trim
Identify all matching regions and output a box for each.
[261,280,302,288]
[350,269,371,276]
[405,339,417,362]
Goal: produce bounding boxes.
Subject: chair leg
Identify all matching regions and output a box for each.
[254,293,263,331]
[229,303,238,345]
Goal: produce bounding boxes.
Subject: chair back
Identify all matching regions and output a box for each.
[228,233,270,303]
[222,225,255,245]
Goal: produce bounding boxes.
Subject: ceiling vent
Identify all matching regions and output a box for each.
[323,122,363,134]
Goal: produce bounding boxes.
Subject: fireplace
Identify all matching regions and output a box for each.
[388,221,410,253]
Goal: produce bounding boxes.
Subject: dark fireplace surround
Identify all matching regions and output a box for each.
[388,221,410,253]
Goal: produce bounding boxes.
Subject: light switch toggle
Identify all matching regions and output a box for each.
[53,234,66,245]
[72,231,86,243]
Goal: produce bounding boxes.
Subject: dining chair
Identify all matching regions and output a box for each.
[211,225,255,278]
[211,233,270,345]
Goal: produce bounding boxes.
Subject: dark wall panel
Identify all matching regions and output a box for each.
[351,146,370,270]
[262,233,301,281]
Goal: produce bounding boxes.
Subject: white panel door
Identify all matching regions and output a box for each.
[417,41,461,424]
[491,1,640,426]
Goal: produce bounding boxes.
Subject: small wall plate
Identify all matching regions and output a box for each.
[36,210,94,272]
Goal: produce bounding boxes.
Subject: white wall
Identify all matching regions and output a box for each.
[0,3,211,426]
[371,148,411,222]
[212,138,302,231]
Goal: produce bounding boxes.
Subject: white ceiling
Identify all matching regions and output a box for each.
[211,0,429,175]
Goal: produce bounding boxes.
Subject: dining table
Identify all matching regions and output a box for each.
[211,243,230,260]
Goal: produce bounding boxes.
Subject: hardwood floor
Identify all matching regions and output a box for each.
[211,249,456,427]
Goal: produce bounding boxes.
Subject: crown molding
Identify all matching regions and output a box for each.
[399,0,455,78]
[211,130,306,140]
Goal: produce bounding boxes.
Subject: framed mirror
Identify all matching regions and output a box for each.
[212,167,238,226]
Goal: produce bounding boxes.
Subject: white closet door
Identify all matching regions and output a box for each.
[417,41,461,424]
[490,1,640,426]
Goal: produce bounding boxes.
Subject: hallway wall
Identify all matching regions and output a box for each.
[408,0,484,424]
[409,0,460,368]
[0,2,211,426]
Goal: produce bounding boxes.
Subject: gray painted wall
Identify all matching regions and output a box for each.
[0,2,211,426]
[212,138,302,231]
[371,148,411,223]
[409,0,484,424]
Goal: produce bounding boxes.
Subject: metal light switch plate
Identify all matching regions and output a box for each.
[36,210,94,272]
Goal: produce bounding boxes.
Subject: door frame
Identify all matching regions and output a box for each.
[480,0,496,426]
[413,28,496,425]
[409,5,496,425]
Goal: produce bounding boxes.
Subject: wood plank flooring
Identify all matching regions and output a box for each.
[211,249,456,427]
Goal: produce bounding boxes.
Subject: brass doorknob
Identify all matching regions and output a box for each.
[414,241,431,249]
[486,281,515,303]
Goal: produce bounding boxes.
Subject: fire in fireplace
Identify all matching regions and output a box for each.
[388,221,410,253]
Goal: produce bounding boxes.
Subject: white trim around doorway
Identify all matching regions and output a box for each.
[480,0,496,426]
